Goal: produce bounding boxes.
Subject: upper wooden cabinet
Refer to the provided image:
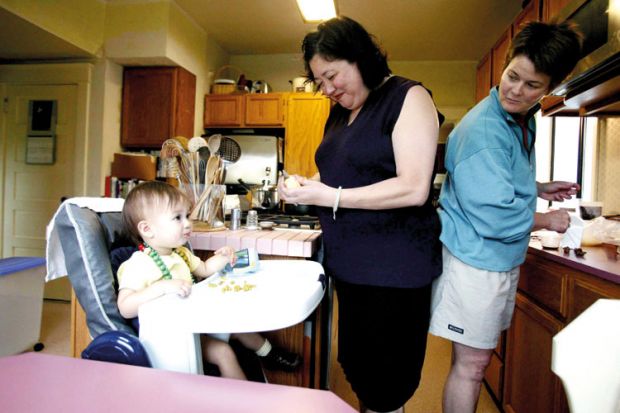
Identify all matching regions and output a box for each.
[284,93,330,178]
[121,67,196,148]
[491,28,512,87]
[204,93,284,128]
[475,51,492,103]
[203,94,245,127]
[245,94,285,126]
[204,92,330,178]
[543,0,571,21]
[513,0,541,34]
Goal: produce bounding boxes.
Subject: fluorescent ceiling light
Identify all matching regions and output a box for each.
[296,0,337,22]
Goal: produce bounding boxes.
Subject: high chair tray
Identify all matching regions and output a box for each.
[138,260,325,373]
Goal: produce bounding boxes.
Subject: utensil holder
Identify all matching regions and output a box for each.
[191,184,226,228]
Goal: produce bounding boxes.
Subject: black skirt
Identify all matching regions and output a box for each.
[335,278,431,412]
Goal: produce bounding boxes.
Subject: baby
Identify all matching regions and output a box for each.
[117,180,299,379]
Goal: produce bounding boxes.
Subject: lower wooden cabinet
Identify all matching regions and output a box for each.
[503,293,567,413]
[484,248,620,413]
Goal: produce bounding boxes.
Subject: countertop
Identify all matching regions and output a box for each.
[189,228,321,258]
[528,241,620,285]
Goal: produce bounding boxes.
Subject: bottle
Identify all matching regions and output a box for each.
[246,209,258,229]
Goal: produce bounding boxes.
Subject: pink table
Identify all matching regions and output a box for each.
[0,353,355,412]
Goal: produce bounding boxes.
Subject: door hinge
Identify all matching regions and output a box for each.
[2,97,8,113]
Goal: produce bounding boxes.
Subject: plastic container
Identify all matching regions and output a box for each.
[0,257,46,356]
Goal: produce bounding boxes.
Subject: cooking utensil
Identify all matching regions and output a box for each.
[283,202,316,216]
[207,134,222,156]
[238,178,279,210]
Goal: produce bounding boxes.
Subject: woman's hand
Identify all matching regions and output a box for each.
[278,174,335,207]
[537,181,579,202]
[534,209,571,233]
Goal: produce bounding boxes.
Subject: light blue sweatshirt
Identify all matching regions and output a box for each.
[439,87,538,272]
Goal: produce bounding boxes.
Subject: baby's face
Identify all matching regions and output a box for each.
[146,201,192,253]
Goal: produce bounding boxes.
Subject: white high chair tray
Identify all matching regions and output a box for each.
[138,260,325,374]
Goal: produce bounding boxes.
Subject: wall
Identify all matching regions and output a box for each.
[0,0,105,55]
[230,54,476,124]
[596,118,620,215]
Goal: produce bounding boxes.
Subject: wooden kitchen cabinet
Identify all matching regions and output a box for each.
[203,94,245,127]
[121,66,196,148]
[485,246,620,412]
[245,94,285,126]
[513,0,540,34]
[475,51,492,103]
[284,93,330,177]
[543,0,571,22]
[204,93,284,128]
[491,28,512,87]
[504,293,567,413]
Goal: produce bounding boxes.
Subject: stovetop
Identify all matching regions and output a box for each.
[258,214,320,230]
[232,211,321,230]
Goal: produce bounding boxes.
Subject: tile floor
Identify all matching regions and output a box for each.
[37,299,500,412]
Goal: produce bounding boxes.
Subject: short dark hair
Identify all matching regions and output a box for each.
[506,21,583,89]
[122,180,191,245]
[302,16,391,89]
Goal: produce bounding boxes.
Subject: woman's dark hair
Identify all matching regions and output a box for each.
[302,16,391,89]
[506,21,583,89]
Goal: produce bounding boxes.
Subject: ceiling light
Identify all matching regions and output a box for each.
[296,0,337,23]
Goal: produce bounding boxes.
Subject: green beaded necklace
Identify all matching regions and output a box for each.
[139,243,194,283]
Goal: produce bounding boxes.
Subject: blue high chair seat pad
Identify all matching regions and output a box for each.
[82,331,151,368]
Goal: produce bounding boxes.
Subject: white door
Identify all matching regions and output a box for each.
[2,84,78,298]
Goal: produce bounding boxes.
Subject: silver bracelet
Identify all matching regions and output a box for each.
[333,186,342,220]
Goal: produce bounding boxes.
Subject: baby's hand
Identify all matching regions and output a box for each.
[159,279,193,298]
[214,246,236,265]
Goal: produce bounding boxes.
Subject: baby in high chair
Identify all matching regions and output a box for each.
[116,180,300,380]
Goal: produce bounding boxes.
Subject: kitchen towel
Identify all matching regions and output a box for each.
[45,197,125,282]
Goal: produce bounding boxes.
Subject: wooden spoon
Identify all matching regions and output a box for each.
[205,155,220,186]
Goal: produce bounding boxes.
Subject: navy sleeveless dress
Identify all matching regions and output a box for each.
[316,76,442,288]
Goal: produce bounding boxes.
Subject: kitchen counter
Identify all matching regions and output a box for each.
[528,241,620,284]
[190,228,321,258]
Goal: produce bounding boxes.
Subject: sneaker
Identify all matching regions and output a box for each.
[260,347,302,372]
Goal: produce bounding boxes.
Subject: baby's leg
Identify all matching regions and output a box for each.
[202,335,246,380]
[230,332,265,351]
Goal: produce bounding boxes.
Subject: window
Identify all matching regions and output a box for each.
[535,115,598,211]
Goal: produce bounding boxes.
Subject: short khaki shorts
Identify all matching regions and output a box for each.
[428,246,519,349]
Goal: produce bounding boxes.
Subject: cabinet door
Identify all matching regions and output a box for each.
[476,51,492,102]
[285,93,330,177]
[204,95,245,127]
[543,0,571,22]
[503,293,567,413]
[491,29,512,87]
[245,93,284,126]
[513,0,540,34]
[121,67,195,148]
[569,275,620,321]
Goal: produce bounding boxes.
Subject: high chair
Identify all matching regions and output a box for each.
[46,197,150,366]
[551,299,620,413]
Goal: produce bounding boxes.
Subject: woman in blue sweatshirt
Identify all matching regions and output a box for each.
[429,21,582,413]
